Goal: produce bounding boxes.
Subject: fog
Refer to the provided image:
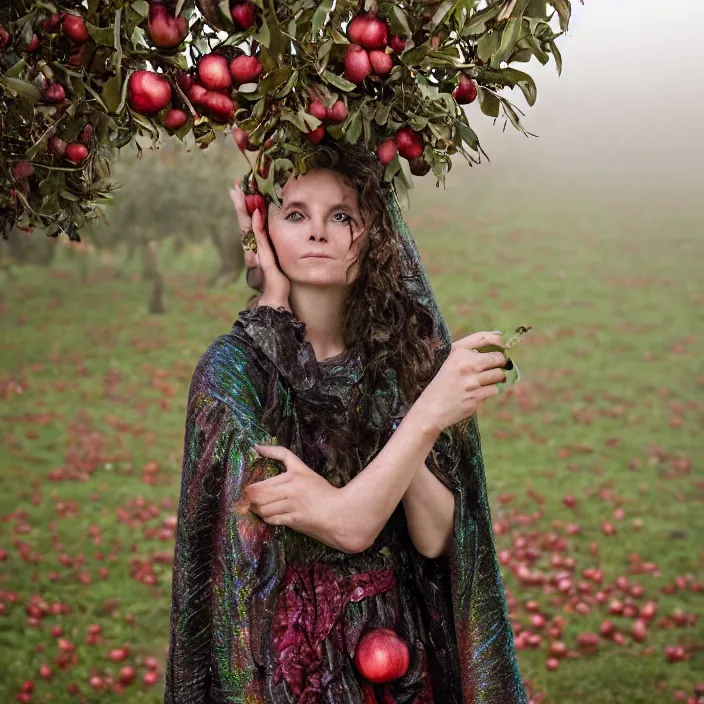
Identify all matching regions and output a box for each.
[456,0,704,214]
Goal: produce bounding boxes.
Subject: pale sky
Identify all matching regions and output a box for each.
[464,0,704,198]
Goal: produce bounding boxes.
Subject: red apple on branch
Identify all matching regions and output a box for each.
[395,126,423,160]
[245,194,265,217]
[128,71,172,115]
[188,83,208,106]
[148,4,188,49]
[231,2,256,30]
[308,100,327,121]
[453,75,478,105]
[326,100,347,124]
[163,108,188,131]
[62,14,90,44]
[306,127,326,144]
[65,143,89,164]
[42,12,61,33]
[229,55,263,85]
[369,50,393,76]
[232,127,250,151]
[43,82,66,104]
[389,34,406,53]
[200,92,235,122]
[347,14,388,50]
[344,45,372,84]
[198,54,232,91]
[23,34,40,52]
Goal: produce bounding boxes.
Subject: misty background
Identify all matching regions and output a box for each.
[453,0,703,220]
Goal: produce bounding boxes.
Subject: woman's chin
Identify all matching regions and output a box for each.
[289,266,348,287]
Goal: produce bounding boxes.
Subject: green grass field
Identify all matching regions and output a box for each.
[1,181,702,704]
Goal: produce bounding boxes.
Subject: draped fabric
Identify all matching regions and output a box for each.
[164,189,527,703]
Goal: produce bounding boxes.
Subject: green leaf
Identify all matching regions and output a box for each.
[131,0,149,18]
[318,38,333,62]
[115,68,134,115]
[461,5,501,36]
[393,173,410,209]
[477,66,537,106]
[383,155,401,182]
[498,96,525,132]
[548,0,571,31]
[520,34,550,64]
[86,22,116,46]
[321,70,357,92]
[131,25,149,50]
[526,0,548,17]
[253,15,271,49]
[331,26,349,44]
[103,75,122,113]
[253,66,292,97]
[478,87,500,117]
[0,77,41,102]
[4,59,27,78]
[275,69,299,98]
[456,120,479,151]
[345,111,362,144]
[493,16,522,67]
[477,31,500,63]
[218,0,235,27]
[281,108,317,133]
[549,39,563,75]
[264,0,285,58]
[375,102,391,126]
[379,3,412,38]
[426,1,453,31]
[311,0,334,37]
[403,44,428,66]
[300,108,321,131]
[398,156,414,189]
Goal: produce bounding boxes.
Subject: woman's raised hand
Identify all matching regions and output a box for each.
[415,331,508,434]
[229,180,291,310]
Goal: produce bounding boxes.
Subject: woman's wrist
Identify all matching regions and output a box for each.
[256,296,292,313]
[405,395,443,442]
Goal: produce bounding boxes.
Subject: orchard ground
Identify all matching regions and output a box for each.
[1,176,702,704]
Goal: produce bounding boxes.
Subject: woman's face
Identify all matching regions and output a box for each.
[266,168,367,287]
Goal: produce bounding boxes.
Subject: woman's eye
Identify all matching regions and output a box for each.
[334,213,352,223]
[286,212,303,222]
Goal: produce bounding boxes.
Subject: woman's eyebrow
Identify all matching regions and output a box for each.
[283,200,355,212]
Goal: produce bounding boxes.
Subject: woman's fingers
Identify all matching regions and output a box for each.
[251,209,278,271]
[475,367,507,387]
[254,443,292,463]
[452,331,504,352]
[247,480,288,506]
[229,181,253,234]
[254,499,291,519]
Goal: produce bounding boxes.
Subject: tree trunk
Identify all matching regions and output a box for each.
[208,229,244,286]
[145,240,166,314]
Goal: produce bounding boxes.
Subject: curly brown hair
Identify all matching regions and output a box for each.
[249,141,444,491]
[301,143,440,409]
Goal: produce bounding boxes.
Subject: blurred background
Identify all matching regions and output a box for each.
[1,1,702,703]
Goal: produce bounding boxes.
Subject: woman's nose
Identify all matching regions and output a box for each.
[308,232,327,242]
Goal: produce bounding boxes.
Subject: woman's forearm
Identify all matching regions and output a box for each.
[336,402,441,553]
[401,462,455,558]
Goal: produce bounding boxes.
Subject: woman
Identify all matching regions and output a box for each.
[164,143,526,703]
